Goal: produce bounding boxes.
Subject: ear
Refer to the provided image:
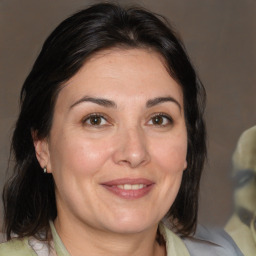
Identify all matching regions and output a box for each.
[183,160,188,171]
[32,130,52,173]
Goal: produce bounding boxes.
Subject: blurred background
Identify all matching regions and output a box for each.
[0,0,255,229]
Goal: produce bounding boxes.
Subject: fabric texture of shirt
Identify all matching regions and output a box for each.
[0,221,244,255]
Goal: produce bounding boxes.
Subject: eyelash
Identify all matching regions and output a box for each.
[148,113,173,127]
[82,113,110,127]
[81,112,173,127]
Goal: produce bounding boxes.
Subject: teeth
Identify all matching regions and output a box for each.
[116,184,146,190]
[138,184,144,189]
[124,184,131,190]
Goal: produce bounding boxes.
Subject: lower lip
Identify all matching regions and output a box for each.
[102,184,154,199]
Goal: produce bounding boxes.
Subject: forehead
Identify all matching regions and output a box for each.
[57,48,183,107]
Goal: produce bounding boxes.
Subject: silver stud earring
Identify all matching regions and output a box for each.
[43,167,47,173]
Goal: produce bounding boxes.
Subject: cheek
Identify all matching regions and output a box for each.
[150,136,186,218]
[150,134,187,203]
[49,134,113,177]
[151,135,187,174]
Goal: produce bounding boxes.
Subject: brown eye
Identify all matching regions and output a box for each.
[89,116,102,125]
[152,116,164,125]
[83,115,108,126]
[148,114,173,126]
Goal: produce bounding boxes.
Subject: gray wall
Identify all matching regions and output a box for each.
[1,0,255,228]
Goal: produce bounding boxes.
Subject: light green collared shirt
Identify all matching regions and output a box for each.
[0,221,190,256]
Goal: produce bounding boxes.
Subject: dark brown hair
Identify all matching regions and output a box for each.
[3,2,206,240]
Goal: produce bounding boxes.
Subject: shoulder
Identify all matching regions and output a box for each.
[0,237,37,256]
[183,224,244,256]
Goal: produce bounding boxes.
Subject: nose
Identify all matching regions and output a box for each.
[112,127,150,168]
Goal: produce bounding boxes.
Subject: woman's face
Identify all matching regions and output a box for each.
[36,48,187,234]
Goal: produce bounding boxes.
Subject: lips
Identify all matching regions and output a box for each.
[101,178,154,199]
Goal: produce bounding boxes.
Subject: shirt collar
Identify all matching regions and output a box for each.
[49,221,189,256]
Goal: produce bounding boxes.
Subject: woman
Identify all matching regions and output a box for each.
[1,2,243,255]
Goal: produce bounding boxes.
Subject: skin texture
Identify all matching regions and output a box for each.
[34,48,188,256]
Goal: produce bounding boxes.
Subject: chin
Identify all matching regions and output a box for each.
[101,215,158,234]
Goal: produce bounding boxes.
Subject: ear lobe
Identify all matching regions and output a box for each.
[183,160,188,171]
[32,130,51,172]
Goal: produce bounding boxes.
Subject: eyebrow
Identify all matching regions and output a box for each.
[69,96,181,110]
[70,96,117,109]
[146,97,181,110]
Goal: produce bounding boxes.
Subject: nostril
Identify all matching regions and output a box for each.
[114,150,150,168]
[112,129,150,168]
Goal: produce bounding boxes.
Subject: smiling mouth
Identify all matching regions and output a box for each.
[101,178,154,199]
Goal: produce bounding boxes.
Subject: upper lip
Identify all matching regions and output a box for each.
[101,178,154,186]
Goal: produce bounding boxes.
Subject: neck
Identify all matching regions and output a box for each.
[54,217,166,256]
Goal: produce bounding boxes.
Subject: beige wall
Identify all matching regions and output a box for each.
[0,0,255,228]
